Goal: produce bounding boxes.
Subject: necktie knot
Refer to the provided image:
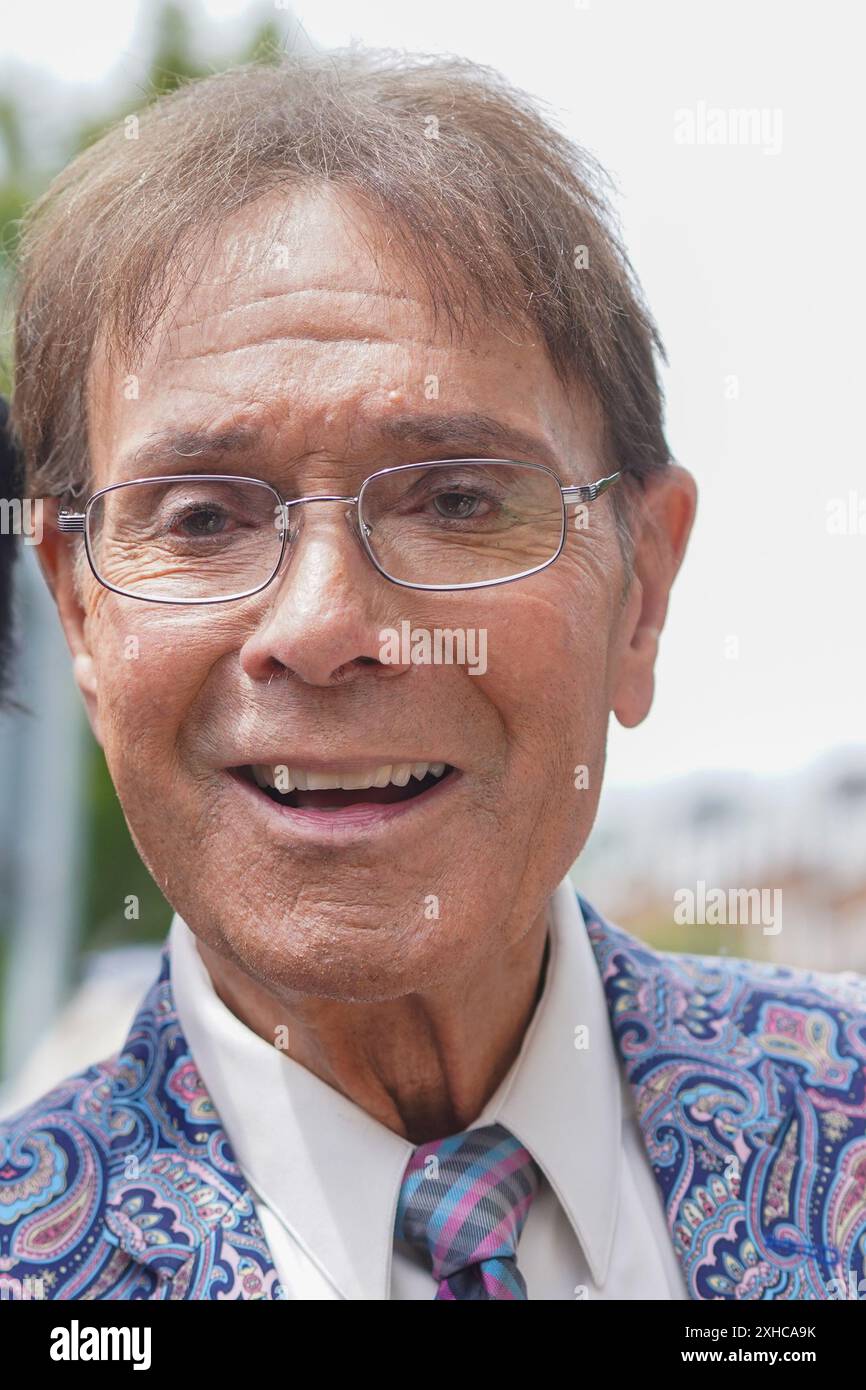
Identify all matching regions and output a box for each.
[395,1121,541,1299]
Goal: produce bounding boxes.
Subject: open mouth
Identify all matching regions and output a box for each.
[231,761,458,812]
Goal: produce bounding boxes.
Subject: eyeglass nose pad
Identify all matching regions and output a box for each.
[276,502,292,540]
[344,505,370,546]
[271,502,297,578]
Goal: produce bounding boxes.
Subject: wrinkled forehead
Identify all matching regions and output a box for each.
[85,185,602,489]
[156,184,435,358]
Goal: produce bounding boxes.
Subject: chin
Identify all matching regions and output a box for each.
[192,890,480,1003]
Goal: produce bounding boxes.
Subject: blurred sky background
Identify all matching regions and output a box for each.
[1,0,863,1101]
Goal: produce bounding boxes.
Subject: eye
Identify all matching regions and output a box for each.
[432,491,487,519]
[175,505,233,537]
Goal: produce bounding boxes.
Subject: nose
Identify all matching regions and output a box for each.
[238,498,409,688]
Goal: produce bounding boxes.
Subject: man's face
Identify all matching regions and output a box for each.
[72,186,648,1000]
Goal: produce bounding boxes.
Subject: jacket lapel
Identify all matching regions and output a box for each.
[100,947,283,1299]
[580,893,863,1300]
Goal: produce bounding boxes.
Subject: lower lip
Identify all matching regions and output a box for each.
[225,767,462,844]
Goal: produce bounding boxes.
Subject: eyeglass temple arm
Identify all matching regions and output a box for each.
[57,510,86,532]
[561,470,621,504]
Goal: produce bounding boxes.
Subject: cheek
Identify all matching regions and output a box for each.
[475,579,616,846]
[485,587,613,745]
[88,608,217,777]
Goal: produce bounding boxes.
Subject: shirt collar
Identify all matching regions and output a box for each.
[169,874,622,1298]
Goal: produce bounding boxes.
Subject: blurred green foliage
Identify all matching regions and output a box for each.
[1,3,285,951]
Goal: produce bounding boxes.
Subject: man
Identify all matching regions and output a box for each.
[1,51,863,1302]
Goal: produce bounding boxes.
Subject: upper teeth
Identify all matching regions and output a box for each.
[250,762,448,792]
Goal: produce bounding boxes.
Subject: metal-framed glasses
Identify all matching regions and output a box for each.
[57,458,621,604]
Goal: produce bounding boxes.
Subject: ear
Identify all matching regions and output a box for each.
[36,498,104,745]
[611,464,697,729]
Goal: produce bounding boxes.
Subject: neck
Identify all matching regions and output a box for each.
[196,908,551,1145]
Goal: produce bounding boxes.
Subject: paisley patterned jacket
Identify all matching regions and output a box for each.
[1,894,865,1300]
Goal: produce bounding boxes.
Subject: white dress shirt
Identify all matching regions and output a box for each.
[169,876,688,1300]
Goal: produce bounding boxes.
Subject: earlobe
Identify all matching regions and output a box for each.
[609,465,697,731]
[612,623,659,728]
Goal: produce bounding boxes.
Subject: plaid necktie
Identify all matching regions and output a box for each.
[395,1122,542,1299]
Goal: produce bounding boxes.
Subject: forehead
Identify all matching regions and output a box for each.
[86,185,601,486]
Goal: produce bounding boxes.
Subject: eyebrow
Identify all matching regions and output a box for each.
[116,424,261,479]
[376,413,562,469]
[115,411,563,480]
